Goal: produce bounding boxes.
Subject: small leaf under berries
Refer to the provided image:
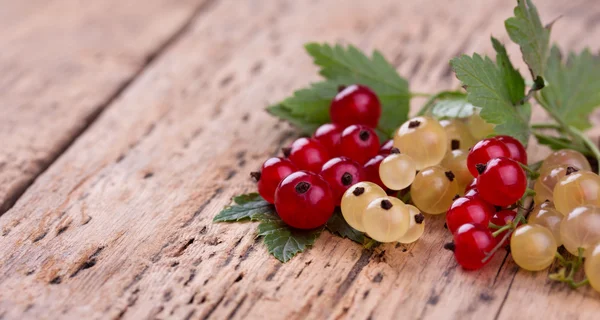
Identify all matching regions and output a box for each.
[258,216,323,263]
[505,0,550,79]
[450,53,530,144]
[538,46,600,130]
[420,91,475,119]
[213,193,274,222]
[325,209,366,244]
[304,43,410,136]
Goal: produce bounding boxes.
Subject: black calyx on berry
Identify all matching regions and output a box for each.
[282,147,292,158]
[295,181,311,194]
[359,130,370,141]
[452,194,460,201]
[390,147,401,154]
[250,171,261,181]
[443,242,456,252]
[451,139,460,150]
[337,85,347,92]
[380,199,393,210]
[475,163,487,175]
[353,186,365,196]
[566,166,579,175]
[408,120,421,128]
[445,171,455,182]
[414,213,425,224]
[341,172,353,186]
[494,205,503,212]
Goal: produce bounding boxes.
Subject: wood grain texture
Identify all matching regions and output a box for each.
[0,0,209,214]
[1,0,600,319]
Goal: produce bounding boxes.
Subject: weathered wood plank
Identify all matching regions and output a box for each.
[0,0,209,214]
[0,0,599,319]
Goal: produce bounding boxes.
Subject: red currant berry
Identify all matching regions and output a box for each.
[464,187,496,213]
[252,157,298,204]
[320,157,365,205]
[379,139,395,155]
[490,209,518,245]
[446,197,494,234]
[363,154,387,190]
[284,138,330,173]
[451,223,496,270]
[467,138,511,176]
[313,123,343,157]
[476,157,527,206]
[274,171,335,229]
[465,178,478,193]
[330,85,381,128]
[495,135,527,164]
[339,125,380,165]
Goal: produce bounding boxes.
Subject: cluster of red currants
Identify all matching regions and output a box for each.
[252,85,387,229]
[446,135,528,270]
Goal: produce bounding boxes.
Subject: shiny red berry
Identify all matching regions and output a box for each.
[252,157,298,203]
[284,138,330,173]
[274,171,335,229]
[465,178,478,193]
[451,223,496,270]
[313,123,343,157]
[379,139,395,155]
[363,154,387,190]
[446,197,494,234]
[330,85,381,128]
[320,157,365,205]
[464,187,496,213]
[495,135,527,164]
[339,125,379,165]
[490,210,518,245]
[476,157,527,206]
[467,138,511,176]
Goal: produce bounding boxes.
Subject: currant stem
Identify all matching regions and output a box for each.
[488,222,503,230]
[570,126,600,175]
[492,224,512,237]
[531,123,562,130]
[524,188,536,197]
[363,238,379,250]
[519,163,540,179]
[570,278,590,289]
[410,92,432,98]
[554,251,569,266]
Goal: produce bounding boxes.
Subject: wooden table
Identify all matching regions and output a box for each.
[1,0,600,319]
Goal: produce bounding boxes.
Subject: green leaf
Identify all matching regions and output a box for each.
[505,0,550,78]
[213,193,275,222]
[491,37,526,104]
[258,218,323,263]
[539,46,600,130]
[427,92,476,119]
[266,81,341,135]
[305,43,410,136]
[325,209,366,244]
[450,53,530,144]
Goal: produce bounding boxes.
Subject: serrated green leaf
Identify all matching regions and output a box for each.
[213,194,275,222]
[491,37,526,104]
[539,46,600,130]
[505,0,550,78]
[450,53,530,144]
[258,219,323,262]
[325,209,366,244]
[266,104,323,135]
[304,43,410,136]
